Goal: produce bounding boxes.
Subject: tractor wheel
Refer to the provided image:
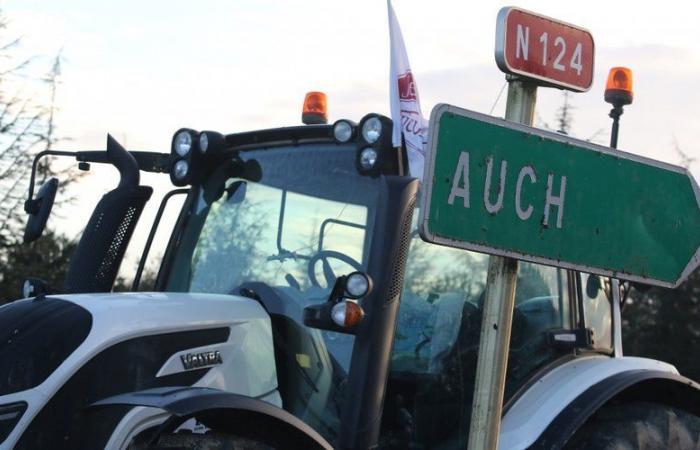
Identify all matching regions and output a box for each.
[565,401,700,449]
[131,432,277,450]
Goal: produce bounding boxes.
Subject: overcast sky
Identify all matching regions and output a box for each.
[5,0,700,276]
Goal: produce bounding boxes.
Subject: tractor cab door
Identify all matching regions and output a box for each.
[378,212,577,449]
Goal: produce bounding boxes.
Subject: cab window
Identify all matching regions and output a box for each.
[580,273,612,351]
[380,218,571,449]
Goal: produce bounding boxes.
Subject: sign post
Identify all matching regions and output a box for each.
[465,78,537,450]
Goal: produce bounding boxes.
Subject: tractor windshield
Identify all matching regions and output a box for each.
[164,142,380,443]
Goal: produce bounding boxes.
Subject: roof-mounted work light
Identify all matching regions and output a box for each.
[333,119,355,143]
[302,91,328,125]
[173,130,194,156]
[356,113,394,176]
[198,130,225,155]
[361,116,383,144]
[170,128,200,186]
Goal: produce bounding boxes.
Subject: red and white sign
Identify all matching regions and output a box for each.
[495,7,595,92]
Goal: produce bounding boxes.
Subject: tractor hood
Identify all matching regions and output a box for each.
[59,291,269,341]
[0,291,271,397]
[0,292,277,448]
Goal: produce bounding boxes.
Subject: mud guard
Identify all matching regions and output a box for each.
[530,369,700,449]
[91,386,333,450]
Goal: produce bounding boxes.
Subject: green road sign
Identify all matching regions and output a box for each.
[419,104,700,288]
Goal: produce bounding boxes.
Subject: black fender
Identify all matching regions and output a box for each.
[530,369,700,449]
[91,386,333,450]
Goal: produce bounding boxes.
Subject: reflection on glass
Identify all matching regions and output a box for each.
[380,212,571,449]
[581,273,612,350]
[164,144,380,445]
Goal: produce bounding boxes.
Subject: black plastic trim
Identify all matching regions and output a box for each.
[92,386,333,450]
[0,401,27,445]
[154,187,198,290]
[530,369,700,449]
[0,297,92,396]
[133,188,190,291]
[224,124,333,151]
[339,175,419,450]
[16,327,229,449]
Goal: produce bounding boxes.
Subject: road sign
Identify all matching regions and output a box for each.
[420,104,700,288]
[495,7,595,92]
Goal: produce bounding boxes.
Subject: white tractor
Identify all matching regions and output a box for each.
[3,97,699,449]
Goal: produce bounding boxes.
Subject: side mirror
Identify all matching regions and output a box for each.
[585,274,602,299]
[23,178,59,243]
[21,278,51,298]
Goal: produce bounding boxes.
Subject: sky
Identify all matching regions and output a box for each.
[4,0,700,278]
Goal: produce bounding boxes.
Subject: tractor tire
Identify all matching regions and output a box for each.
[565,401,700,450]
[132,432,277,450]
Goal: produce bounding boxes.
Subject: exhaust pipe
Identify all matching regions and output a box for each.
[107,134,140,188]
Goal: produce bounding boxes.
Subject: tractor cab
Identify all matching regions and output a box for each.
[149,110,615,447]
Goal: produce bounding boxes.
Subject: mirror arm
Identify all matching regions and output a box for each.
[25,150,78,213]
[25,147,171,214]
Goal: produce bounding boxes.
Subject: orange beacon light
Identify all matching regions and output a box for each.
[302,91,328,125]
[604,67,634,106]
[604,67,634,149]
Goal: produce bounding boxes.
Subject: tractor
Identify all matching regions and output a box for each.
[2,92,699,449]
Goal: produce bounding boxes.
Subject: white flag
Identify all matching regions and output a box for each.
[388,0,428,178]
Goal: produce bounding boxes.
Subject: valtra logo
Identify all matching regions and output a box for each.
[398,71,418,101]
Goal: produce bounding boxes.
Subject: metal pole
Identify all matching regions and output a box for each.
[467,77,537,450]
[608,105,623,354]
[609,105,623,149]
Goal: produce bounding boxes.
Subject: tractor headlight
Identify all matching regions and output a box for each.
[173,160,189,180]
[359,147,378,171]
[345,272,372,299]
[361,116,382,144]
[199,132,209,153]
[174,131,193,156]
[333,120,354,143]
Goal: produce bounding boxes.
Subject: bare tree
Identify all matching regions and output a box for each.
[555,91,574,134]
[0,11,78,301]
[0,38,73,246]
[672,136,696,170]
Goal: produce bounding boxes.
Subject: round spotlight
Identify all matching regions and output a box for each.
[345,272,371,299]
[199,132,209,153]
[174,131,193,156]
[333,120,353,143]
[331,300,365,328]
[359,147,378,171]
[361,116,382,144]
[173,160,189,180]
